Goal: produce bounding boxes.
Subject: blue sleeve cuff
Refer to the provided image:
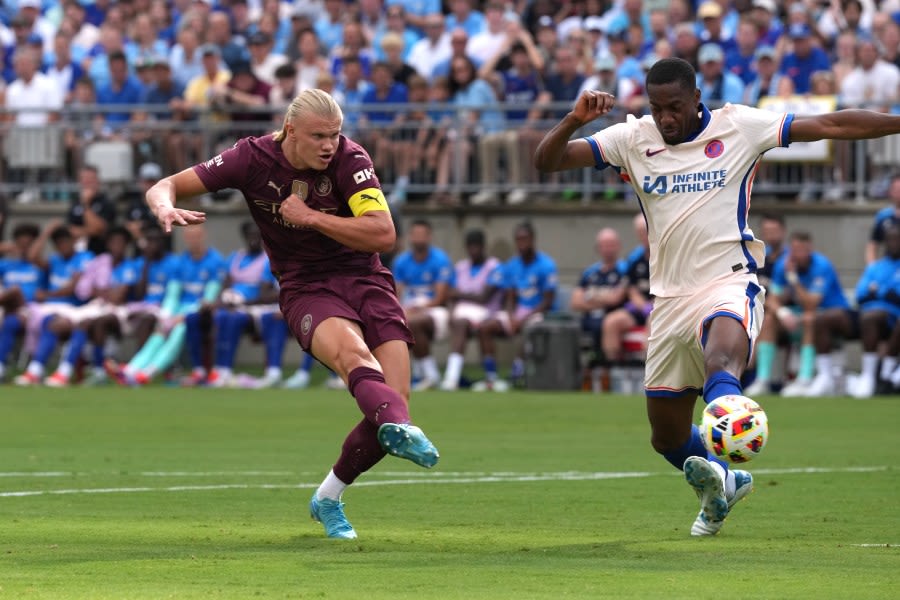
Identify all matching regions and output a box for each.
[582,136,609,170]
[780,113,794,147]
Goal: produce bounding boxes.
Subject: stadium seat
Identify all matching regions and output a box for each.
[84,141,134,185]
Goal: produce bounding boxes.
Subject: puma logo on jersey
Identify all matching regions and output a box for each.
[267,180,285,195]
[360,192,383,205]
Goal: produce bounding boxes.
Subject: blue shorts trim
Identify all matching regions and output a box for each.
[645,386,702,398]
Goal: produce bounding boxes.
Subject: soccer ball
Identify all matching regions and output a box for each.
[701,395,769,464]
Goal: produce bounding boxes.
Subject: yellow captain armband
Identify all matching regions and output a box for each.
[348,187,389,216]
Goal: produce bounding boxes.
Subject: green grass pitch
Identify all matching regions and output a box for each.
[0,386,897,599]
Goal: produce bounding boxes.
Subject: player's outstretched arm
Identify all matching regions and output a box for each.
[534,90,616,173]
[790,109,900,143]
[146,169,209,233]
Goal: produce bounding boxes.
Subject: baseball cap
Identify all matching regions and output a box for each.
[138,163,163,181]
[594,54,616,72]
[247,31,272,46]
[755,45,777,60]
[753,0,777,13]
[788,23,812,39]
[19,0,41,9]
[200,43,221,57]
[698,43,724,63]
[537,15,554,29]
[583,16,605,32]
[697,1,723,19]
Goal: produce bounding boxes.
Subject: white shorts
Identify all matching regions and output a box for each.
[451,301,492,329]
[114,301,162,336]
[644,274,765,398]
[494,306,544,336]
[425,306,450,341]
[244,303,280,331]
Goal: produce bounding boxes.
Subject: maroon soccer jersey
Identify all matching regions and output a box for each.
[193,134,387,282]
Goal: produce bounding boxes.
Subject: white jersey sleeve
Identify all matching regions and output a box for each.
[729,103,793,154]
[584,120,636,169]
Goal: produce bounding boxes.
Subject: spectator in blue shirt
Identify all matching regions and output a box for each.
[393,220,455,391]
[332,55,373,138]
[446,0,486,38]
[752,232,854,399]
[542,45,586,119]
[475,222,558,391]
[96,50,144,128]
[849,225,900,398]
[315,0,346,55]
[360,61,411,203]
[725,18,762,86]
[388,0,443,33]
[779,23,831,94]
[744,45,782,106]
[696,43,745,106]
[866,173,900,264]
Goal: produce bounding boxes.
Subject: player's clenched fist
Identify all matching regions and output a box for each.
[279,193,316,227]
[571,90,615,125]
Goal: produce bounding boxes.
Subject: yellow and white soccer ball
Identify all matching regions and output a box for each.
[701,395,769,464]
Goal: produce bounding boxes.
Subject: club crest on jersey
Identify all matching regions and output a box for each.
[301,314,312,335]
[705,139,725,158]
[291,180,308,200]
[314,175,332,196]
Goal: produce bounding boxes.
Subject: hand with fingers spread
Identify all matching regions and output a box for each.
[154,204,207,233]
[570,90,616,126]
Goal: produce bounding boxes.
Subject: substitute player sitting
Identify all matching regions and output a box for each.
[534,56,900,536]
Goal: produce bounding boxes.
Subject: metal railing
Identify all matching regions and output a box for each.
[0,101,893,204]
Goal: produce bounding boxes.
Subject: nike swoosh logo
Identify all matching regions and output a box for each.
[645,148,666,157]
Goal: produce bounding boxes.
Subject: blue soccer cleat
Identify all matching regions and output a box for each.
[377,423,440,468]
[309,492,357,539]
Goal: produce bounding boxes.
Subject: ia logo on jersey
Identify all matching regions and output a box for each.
[642,169,728,195]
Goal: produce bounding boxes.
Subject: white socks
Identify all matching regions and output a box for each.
[861,353,879,379]
[443,352,464,388]
[880,357,897,381]
[316,469,348,501]
[709,461,737,500]
[421,356,440,382]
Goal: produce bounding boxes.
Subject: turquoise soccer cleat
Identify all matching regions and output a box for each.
[309,492,357,539]
[377,423,440,468]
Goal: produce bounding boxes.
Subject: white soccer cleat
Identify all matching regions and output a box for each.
[689,466,754,536]
[253,371,282,389]
[411,377,438,392]
[805,373,835,397]
[439,379,458,391]
[848,373,875,399]
[324,374,347,390]
[282,369,311,389]
[742,378,770,397]
[780,378,811,398]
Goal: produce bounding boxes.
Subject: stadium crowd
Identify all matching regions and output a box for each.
[0,0,899,396]
[1,0,900,203]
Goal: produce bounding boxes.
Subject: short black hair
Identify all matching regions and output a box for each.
[514,221,535,238]
[12,222,40,239]
[464,229,485,246]
[645,57,697,92]
[411,219,432,231]
[791,231,812,243]
[106,225,132,243]
[760,212,785,226]
[50,225,73,243]
[274,63,297,79]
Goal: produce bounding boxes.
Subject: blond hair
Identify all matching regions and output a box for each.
[273,89,343,142]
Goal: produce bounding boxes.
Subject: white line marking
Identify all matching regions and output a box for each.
[850,544,897,548]
[0,466,891,499]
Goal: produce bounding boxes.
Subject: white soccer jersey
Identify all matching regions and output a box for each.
[586,103,793,298]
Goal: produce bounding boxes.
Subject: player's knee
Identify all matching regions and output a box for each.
[650,430,683,455]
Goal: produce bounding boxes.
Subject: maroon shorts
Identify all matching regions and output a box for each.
[279,270,414,352]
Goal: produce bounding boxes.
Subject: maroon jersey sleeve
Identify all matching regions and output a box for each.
[192,138,253,193]
[333,139,388,216]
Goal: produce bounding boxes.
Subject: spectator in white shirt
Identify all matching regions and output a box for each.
[5,48,63,127]
[407,12,451,81]
[840,36,900,110]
